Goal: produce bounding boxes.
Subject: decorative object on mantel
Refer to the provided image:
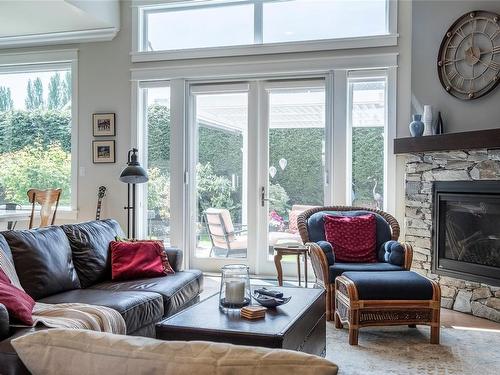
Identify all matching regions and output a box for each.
[435,111,444,135]
[93,113,116,137]
[92,140,115,163]
[409,114,424,137]
[437,10,500,100]
[423,105,433,136]
[119,148,148,239]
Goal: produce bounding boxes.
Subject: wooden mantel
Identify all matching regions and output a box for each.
[394,128,500,154]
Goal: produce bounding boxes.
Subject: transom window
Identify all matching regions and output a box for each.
[139,0,390,54]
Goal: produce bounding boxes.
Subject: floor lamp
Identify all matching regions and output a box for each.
[119,148,148,239]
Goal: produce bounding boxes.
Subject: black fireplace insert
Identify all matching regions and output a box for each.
[432,180,500,286]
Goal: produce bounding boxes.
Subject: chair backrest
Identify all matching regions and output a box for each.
[204,208,235,249]
[296,205,400,244]
[27,189,62,229]
[288,204,317,233]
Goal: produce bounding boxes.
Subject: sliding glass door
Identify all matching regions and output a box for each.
[260,80,327,275]
[189,84,251,270]
[188,80,327,275]
[137,71,390,278]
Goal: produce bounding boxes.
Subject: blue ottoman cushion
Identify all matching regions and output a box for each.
[329,262,403,282]
[342,271,434,300]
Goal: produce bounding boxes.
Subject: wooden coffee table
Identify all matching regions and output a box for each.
[156,286,326,356]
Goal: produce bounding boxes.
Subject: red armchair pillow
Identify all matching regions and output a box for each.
[110,240,175,281]
[324,214,377,263]
[0,269,35,325]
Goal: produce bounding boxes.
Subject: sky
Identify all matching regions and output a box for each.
[0,69,70,109]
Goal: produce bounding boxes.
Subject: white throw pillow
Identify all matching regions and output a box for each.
[12,329,338,375]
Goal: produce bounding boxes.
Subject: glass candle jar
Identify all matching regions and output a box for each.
[219,264,251,311]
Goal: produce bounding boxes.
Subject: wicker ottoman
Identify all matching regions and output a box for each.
[334,271,440,345]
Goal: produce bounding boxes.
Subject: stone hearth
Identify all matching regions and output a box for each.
[404,148,500,322]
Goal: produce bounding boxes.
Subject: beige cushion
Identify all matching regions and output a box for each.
[12,329,338,375]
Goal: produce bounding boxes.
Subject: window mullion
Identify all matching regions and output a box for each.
[254,0,263,44]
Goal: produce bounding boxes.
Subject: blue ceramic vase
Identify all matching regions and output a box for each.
[409,114,424,137]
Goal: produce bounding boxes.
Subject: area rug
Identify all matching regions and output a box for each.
[326,323,500,374]
[202,276,500,374]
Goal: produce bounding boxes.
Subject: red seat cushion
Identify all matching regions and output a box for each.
[324,214,377,263]
[0,269,35,325]
[110,240,175,281]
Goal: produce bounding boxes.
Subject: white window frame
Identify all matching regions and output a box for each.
[131,52,397,273]
[346,70,390,211]
[131,0,398,62]
[0,49,79,217]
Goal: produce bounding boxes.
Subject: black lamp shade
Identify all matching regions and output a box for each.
[119,148,149,184]
[119,165,148,183]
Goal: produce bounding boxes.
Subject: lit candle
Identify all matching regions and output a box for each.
[225,280,245,304]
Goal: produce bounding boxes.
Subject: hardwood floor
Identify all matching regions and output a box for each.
[440,308,500,330]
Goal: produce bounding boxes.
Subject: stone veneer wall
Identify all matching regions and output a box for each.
[405,148,500,322]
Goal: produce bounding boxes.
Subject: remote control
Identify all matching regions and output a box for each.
[255,288,283,298]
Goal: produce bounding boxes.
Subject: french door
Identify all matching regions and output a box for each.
[188,79,329,276]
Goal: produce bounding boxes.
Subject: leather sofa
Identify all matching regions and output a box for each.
[0,219,204,375]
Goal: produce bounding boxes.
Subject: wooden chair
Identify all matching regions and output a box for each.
[27,189,62,229]
[297,205,413,321]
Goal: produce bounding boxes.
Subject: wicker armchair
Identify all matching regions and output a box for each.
[297,206,413,321]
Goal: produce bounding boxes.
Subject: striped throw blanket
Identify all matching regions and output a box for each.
[0,250,126,334]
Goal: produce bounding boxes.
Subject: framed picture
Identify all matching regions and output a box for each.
[92,140,115,164]
[93,113,116,136]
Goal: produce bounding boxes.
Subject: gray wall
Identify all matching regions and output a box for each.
[411,0,500,134]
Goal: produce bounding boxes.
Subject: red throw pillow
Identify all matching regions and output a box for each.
[110,240,175,281]
[0,269,35,325]
[324,214,377,263]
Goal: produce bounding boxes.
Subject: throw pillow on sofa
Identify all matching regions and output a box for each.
[0,269,35,325]
[324,213,377,263]
[110,240,175,281]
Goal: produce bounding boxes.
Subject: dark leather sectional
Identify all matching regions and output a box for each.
[0,219,203,374]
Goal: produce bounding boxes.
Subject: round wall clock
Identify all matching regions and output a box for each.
[437,10,500,100]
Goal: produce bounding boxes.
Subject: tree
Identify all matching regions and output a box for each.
[0,141,71,206]
[0,110,71,154]
[25,78,44,110]
[48,73,62,110]
[196,162,234,219]
[0,86,13,112]
[60,71,71,108]
[25,80,34,110]
[33,78,44,109]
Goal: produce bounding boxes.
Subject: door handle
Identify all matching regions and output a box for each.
[261,186,271,207]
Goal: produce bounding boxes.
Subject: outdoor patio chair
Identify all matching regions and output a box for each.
[204,208,303,258]
[204,208,247,258]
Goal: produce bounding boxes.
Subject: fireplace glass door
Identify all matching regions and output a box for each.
[434,186,500,286]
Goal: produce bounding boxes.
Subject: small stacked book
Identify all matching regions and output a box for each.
[240,305,267,320]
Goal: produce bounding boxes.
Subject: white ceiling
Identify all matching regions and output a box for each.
[0,0,119,46]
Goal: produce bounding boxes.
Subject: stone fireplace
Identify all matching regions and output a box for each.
[404,148,500,322]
